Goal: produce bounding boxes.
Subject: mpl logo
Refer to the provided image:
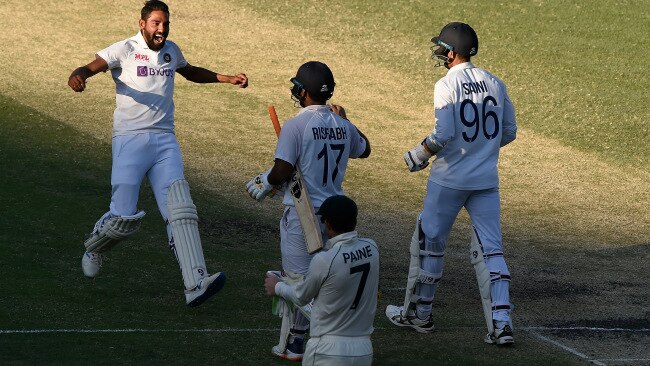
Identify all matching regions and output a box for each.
[137,66,148,77]
[135,53,150,61]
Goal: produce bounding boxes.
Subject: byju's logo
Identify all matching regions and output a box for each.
[136,66,174,77]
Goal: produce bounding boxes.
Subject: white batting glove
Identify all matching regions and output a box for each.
[246,169,276,201]
[404,143,433,172]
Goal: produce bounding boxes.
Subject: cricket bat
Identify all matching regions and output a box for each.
[268,106,324,254]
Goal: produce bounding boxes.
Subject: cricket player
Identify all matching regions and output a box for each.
[385,22,517,345]
[247,61,371,360]
[67,0,248,307]
[265,195,379,366]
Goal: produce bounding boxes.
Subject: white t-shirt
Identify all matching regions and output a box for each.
[274,105,367,207]
[275,231,379,338]
[96,32,188,136]
[427,62,517,190]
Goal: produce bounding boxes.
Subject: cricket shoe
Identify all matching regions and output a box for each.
[385,305,435,333]
[82,251,103,278]
[185,272,226,307]
[484,323,515,345]
[272,337,304,362]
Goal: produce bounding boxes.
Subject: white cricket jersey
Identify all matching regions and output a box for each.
[275,231,379,337]
[96,32,188,136]
[274,105,367,207]
[427,62,517,190]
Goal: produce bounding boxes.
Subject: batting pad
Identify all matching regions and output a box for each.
[168,179,207,291]
[402,215,443,315]
[84,211,145,253]
[470,224,494,334]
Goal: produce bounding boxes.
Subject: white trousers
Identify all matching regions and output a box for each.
[105,132,184,240]
[279,206,327,275]
[303,335,372,366]
[418,180,512,322]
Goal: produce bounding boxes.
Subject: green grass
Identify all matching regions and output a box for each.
[233,0,649,169]
[0,94,581,365]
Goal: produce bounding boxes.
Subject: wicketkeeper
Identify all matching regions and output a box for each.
[264,195,379,365]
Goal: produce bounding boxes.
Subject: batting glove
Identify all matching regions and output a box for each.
[404,142,433,172]
[246,169,276,201]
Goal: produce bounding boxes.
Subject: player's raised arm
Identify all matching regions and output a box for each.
[68,56,108,92]
[176,63,248,87]
[330,104,371,159]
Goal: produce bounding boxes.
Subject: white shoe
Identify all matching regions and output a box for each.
[485,323,515,345]
[82,251,103,278]
[271,336,304,362]
[385,305,435,333]
[185,272,226,307]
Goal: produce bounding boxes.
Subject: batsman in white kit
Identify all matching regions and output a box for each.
[265,195,379,366]
[386,22,518,345]
[67,0,248,306]
[247,61,371,360]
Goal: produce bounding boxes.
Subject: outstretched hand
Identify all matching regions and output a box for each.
[68,74,87,92]
[230,73,248,88]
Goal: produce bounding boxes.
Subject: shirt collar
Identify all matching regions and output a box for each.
[297,104,330,115]
[325,231,359,249]
[447,61,475,74]
[133,31,150,49]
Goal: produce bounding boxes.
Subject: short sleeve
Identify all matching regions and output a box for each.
[171,42,188,69]
[96,40,129,70]
[274,119,301,166]
[348,123,367,159]
[432,80,455,145]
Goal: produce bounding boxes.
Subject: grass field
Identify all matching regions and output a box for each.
[0,0,648,365]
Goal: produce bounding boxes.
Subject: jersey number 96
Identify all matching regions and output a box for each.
[460,96,499,142]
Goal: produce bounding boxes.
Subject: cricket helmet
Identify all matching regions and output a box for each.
[431,22,479,58]
[290,61,335,103]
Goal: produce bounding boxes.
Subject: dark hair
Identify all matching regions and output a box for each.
[326,215,357,233]
[141,0,169,20]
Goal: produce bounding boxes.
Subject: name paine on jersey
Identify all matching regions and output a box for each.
[343,244,374,264]
[312,126,348,141]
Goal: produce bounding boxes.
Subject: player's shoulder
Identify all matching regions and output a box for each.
[164,39,183,53]
[282,113,304,130]
[474,67,507,87]
[313,245,344,267]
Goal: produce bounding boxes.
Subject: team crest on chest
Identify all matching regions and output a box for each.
[163,53,172,63]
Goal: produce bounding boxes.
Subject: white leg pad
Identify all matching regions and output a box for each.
[168,179,207,291]
[402,215,443,316]
[470,224,495,334]
[84,211,145,253]
[274,296,293,353]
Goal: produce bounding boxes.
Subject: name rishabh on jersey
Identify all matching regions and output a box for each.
[428,62,517,190]
[96,31,188,136]
[274,105,367,207]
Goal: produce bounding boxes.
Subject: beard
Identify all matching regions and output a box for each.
[142,29,167,51]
